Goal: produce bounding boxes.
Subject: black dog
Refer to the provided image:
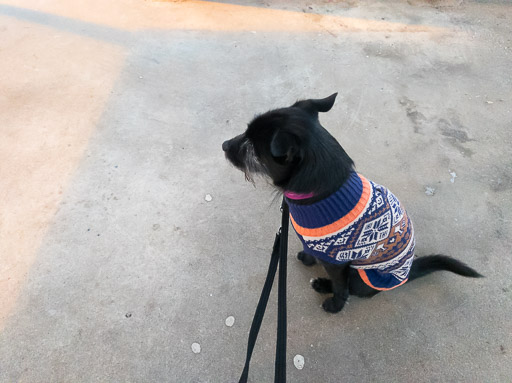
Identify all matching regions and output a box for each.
[222,93,482,313]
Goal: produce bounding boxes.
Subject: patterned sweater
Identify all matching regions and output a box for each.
[286,172,415,291]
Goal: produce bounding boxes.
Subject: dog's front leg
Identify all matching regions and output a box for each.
[318,261,350,313]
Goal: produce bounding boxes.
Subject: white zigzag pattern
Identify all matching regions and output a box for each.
[351,235,415,271]
[387,190,404,225]
[390,256,414,281]
[335,244,376,262]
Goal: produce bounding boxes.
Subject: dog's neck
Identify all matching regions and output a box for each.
[283,191,316,200]
[283,169,355,205]
[286,172,366,225]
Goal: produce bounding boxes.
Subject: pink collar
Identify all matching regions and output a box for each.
[284,191,315,200]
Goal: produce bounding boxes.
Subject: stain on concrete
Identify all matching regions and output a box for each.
[408,110,427,131]
[438,118,472,143]
[413,61,472,79]
[490,169,512,193]
[398,99,476,157]
[437,118,475,157]
[440,126,472,143]
[400,98,427,133]
[363,42,404,61]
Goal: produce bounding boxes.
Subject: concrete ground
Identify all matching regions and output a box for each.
[0,0,511,381]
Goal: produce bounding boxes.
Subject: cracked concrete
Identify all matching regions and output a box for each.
[0,0,511,382]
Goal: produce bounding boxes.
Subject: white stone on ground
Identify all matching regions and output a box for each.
[293,354,305,370]
[225,316,235,327]
[191,343,201,354]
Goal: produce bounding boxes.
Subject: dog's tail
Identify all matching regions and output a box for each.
[408,254,483,282]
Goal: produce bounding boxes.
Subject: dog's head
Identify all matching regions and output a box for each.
[222,93,354,195]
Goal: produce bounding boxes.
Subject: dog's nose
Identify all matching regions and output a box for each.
[222,140,230,152]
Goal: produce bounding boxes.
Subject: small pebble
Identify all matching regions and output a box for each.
[125,312,132,318]
[225,316,235,327]
[425,186,436,196]
[205,194,213,202]
[191,343,201,354]
[486,100,493,104]
[294,354,305,370]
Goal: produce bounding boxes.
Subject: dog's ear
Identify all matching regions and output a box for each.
[293,92,338,115]
[270,129,299,162]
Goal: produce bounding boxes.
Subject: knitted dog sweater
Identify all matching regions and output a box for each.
[287,172,415,291]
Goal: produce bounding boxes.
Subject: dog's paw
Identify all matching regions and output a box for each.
[322,297,346,314]
[297,251,316,266]
[310,278,333,294]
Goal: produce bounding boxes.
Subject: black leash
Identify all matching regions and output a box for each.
[238,198,289,383]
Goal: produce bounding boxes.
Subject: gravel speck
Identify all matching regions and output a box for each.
[191,343,201,354]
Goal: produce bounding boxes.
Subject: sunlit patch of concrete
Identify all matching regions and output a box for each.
[0,15,125,329]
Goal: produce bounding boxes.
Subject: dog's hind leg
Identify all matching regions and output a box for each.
[348,268,380,298]
[318,261,350,313]
[297,251,317,266]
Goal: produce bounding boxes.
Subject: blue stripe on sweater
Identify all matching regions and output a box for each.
[286,171,363,229]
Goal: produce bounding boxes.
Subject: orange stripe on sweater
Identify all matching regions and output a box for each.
[357,269,408,291]
[290,175,371,237]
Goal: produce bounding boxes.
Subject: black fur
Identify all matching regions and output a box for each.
[223,93,483,314]
[297,251,317,266]
[223,93,353,201]
[408,254,483,281]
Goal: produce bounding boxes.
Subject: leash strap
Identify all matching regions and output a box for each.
[276,200,288,382]
[238,199,289,383]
